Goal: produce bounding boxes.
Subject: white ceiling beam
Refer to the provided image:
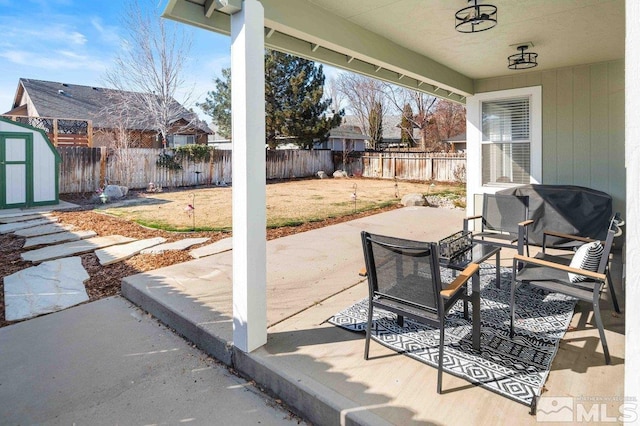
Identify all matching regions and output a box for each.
[204,0,242,17]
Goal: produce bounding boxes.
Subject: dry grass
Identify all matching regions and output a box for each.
[99,178,464,231]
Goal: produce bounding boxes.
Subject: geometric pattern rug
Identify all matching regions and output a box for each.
[328,264,578,408]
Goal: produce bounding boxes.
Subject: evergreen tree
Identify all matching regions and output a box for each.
[368,101,383,150]
[400,103,414,147]
[197,68,231,139]
[265,50,342,149]
[199,50,342,148]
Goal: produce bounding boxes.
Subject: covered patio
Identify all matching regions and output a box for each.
[123,206,625,424]
[152,0,635,423]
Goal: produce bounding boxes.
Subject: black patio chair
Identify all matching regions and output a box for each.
[464,193,533,256]
[540,212,623,313]
[361,231,479,393]
[509,227,616,364]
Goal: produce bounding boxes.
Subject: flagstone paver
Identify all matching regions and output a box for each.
[23,230,98,249]
[0,213,52,224]
[95,237,167,266]
[4,257,89,321]
[141,237,210,255]
[21,235,136,263]
[0,218,59,234]
[189,237,233,258]
[14,223,75,237]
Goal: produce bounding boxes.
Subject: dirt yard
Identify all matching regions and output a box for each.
[99,178,464,231]
[0,178,464,328]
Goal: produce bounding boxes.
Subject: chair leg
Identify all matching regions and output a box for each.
[606,269,621,314]
[510,264,517,339]
[364,301,373,360]
[592,295,611,365]
[437,323,445,394]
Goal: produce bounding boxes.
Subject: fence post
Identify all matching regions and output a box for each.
[99,146,107,187]
[53,119,59,146]
[87,120,93,147]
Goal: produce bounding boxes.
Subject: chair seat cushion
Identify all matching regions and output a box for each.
[568,241,603,283]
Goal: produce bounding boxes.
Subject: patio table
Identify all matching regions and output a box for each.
[440,243,501,351]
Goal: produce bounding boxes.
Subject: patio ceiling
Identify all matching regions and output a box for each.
[164,0,624,103]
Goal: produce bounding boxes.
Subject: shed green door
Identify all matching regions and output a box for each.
[0,133,32,209]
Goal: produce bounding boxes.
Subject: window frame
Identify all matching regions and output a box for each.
[466,86,542,198]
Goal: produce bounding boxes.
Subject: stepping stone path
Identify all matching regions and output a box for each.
[189,237,233,259]
[14,223,75,237]
[0,213,52,223]
[3,210,212,321]
[95,237,167,266]
[4,257,90,321]
[0,218,59,234]
[21,235,136,263]
[23,230,97,249]
[141,237,210,255]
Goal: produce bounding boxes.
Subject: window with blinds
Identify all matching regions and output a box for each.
[481,97,531,186]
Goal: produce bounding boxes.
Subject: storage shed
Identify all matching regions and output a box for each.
[0,117,61,209]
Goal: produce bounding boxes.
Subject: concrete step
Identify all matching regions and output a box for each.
[14,223,75,237]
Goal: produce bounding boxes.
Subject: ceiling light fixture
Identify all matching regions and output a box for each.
[508,45,539,70]
[455,0,498,33]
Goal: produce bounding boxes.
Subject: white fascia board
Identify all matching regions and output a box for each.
[162,0,473,102]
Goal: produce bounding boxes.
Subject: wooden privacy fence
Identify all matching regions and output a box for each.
[361,152,466,182]
[57,147,334,194]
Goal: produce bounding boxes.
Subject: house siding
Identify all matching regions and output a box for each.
[474,59,625,215]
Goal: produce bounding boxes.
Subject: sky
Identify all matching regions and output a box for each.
[0,0,234,120]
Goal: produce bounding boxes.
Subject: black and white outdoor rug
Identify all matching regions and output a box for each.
[328,264,578,408]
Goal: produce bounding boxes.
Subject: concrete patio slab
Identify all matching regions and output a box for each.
[0,297,304,425]
[14,223,75,237]
[95,237,167,265]
[141,237,210,255]
[4,257,89,321]
[0,217,59,234]
[21,235,136,263]
[0,213,52,224]
[189,237,232,258]
[122,206,626,426]
[23,230,97,248]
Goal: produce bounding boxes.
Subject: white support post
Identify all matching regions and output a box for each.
[625,0,640,408]
[231,0,267,352]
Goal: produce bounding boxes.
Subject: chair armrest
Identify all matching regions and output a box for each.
[441,263,479,298]
[518,219,534,227]
[463,215,482,232]
[513,254,606,281]
[359,267,367,277]
[543,230,594,243]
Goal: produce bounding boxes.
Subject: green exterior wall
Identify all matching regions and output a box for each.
[473,59,625,216]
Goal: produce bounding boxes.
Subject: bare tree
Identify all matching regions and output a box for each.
[103,0,194,148]
[385,85,438,151]
[431,101,466,143]
[335,73,388,149]
[324,76,346,116]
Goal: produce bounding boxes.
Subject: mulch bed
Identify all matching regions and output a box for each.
[0,197,400,328]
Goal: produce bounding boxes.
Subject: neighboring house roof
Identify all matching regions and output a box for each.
[8,78,212,134]
[442,132,466,142]
[341,115,404,141]
[328,124,370,141]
